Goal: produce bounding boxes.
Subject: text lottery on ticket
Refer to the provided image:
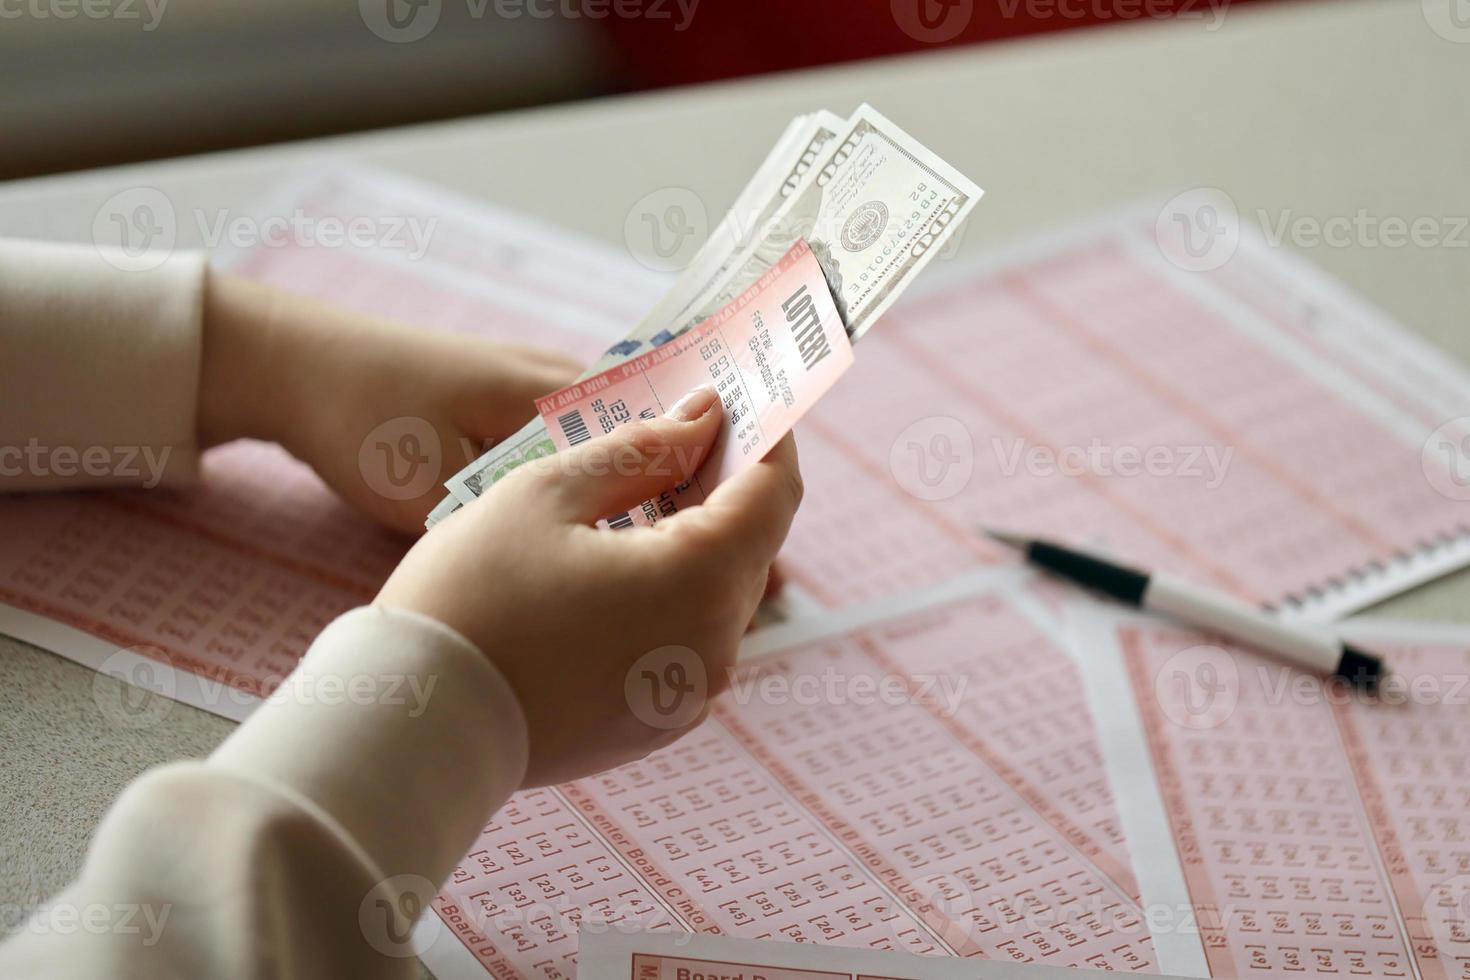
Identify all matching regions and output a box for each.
[536,239,852,528]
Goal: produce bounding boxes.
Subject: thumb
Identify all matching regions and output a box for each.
[528,385,723,525]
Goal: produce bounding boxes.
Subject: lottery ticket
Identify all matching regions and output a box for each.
[535,240,852,528]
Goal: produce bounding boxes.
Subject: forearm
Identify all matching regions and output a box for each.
[195,270,413,470]
[209,605,530,887]
[197,269,298,449]
[0,237,325,490]
[0,605,529,978]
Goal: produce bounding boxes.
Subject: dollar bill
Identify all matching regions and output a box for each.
[629,110,847,355]
[426,493,462,525]
[662,103,982,342]
[429,105,981,523]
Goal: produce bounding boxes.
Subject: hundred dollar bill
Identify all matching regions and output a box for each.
[431,105,980,522]
[627,110,847,358]
[664,103,982,342]
[563,112,847,380]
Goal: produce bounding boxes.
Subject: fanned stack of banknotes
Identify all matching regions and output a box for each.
[426,104,983,527]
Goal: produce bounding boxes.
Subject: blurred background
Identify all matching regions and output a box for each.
[2,0,1282,180]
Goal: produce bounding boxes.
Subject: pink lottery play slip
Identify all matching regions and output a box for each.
[1072,612,1470,978]
[536,240,852,529]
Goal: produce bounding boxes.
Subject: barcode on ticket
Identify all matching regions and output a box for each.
[556,409,592,446]
[606,512,634,530]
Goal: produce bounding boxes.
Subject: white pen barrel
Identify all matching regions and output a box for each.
[1144,575,1342,674]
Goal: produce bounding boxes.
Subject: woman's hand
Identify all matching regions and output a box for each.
[198,270,581,533]
[376,386,804,785]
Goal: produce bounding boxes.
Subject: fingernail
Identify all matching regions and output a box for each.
[666,385,718,422]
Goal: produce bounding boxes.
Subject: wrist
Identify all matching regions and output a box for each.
[197,270,309,450]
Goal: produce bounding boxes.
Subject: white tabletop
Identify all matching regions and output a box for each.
[2,0,1468,957]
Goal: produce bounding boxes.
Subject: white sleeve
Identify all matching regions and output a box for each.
[0,606,529,979]
[0,237,207,490]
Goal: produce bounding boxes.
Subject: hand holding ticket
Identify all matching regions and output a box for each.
[536,240,852,527]
[429,104,982,525]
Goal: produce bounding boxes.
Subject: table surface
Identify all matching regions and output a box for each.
[2,0,1467,960]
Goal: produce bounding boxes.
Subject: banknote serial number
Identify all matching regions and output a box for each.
[852,184,942,298]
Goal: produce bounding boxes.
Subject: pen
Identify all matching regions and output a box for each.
[984,528,1386,688]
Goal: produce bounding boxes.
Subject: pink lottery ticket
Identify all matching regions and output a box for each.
[535,239,853,528]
